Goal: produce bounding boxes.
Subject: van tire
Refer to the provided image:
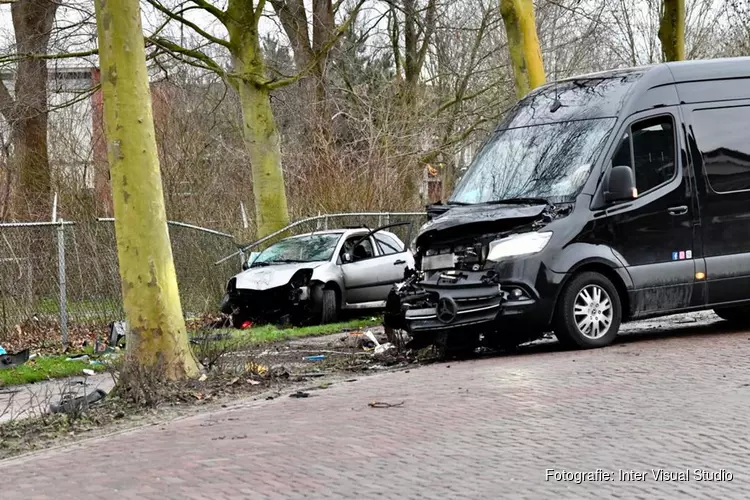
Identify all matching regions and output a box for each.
[554,272,622,349]
[319,289,338,324]
[714,306,750,325]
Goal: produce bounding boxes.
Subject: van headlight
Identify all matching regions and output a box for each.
[487,232,552,262]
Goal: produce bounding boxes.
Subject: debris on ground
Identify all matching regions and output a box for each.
[303,355,325,362]
[109,320,128,347]
[368,401,405,409]
[66,354,90,362]
[289,391,310,398]
[49,388,107,415]
[82,369,95,376]
[0,348,30,370]
[0,346,5,355]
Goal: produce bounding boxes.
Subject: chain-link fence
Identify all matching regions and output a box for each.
[0,219,238,348]
[0,212,428,349]
[217,212,428,266]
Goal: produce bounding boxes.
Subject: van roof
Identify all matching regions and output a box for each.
[557,56,750,86]
[504,57,750,129]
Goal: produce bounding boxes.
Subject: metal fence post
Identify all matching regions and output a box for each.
[57,220,68,348]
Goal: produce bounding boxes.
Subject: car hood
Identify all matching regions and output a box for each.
[234,262,324,291]
[415,203,550,247]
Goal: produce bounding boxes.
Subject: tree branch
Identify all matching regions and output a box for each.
[266,0,366,90]
[145,0,231,48]
[189,0,227,22]
[147,36,231,81]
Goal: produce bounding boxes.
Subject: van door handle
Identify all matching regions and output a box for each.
[393,259,406,265]
[667,205,688,216]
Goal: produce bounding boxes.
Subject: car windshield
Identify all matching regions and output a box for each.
[252,233,342,266]
[449,118,616,205]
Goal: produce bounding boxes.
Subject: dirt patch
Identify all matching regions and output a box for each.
[0,327,430,460]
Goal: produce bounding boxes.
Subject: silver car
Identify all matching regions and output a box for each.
[220,227,415,326]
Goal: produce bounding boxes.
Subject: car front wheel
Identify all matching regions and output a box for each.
[319,288,338,324]
[554,272,622,349]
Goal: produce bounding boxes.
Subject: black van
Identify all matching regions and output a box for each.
[385,57,750,353]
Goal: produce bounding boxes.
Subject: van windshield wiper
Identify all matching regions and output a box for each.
[484,197,550,205]
[447,197,551,206]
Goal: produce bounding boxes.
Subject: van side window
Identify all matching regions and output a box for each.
[611,116,676,194]
[692,106,750,193]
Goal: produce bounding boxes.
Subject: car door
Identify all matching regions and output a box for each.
[597,109,698,316]
[340,229,413,305]
[684,99,750,305]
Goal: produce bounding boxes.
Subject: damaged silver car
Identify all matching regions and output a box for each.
[221,226,415,326]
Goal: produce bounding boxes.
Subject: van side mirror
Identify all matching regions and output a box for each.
[604,165,638,203]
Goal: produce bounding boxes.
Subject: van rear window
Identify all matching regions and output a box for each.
[692,106,750,193]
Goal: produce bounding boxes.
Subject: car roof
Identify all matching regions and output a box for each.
[288,228,402,240]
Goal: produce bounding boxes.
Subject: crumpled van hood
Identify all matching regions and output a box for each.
[234,262,324,291]
[416,203,548,247]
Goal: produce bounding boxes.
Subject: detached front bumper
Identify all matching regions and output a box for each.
[385,269,540,335]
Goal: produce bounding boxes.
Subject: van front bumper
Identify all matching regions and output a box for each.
[384,270,539,335]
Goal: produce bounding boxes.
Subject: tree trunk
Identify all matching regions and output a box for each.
[658,0,685,61]
[227,9,290,238]
[10,0,57,220]
[500,0,546,99]
[93,0,199,379]
[238,76,290,238]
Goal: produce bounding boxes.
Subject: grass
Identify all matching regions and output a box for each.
[194,317,382,345]
[0,317,380,387]
[0,355,106,387]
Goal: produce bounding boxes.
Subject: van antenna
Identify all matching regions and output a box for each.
[550,47,562,113]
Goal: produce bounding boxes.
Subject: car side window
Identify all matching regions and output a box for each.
[341,236,374,262]
[375,233,403,256]
[691,105,750,193]
[612,115,676,194]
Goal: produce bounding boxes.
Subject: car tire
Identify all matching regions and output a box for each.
[319,289,338,324]
[554,271,622,349]
[714,306,750,325]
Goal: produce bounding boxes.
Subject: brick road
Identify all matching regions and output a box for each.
[2,313,750,499]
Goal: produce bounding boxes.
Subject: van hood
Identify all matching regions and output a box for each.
[416,203,556,247]
[234,262,324,291]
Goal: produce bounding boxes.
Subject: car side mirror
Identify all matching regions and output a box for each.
[604,165,638,203]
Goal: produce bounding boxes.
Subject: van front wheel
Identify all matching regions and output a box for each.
[554,272,622,349]
[714,306,750,325]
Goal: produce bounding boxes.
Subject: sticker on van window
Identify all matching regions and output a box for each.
[679,251,685,260]
[686,250,693,259]
[672,252,679,261]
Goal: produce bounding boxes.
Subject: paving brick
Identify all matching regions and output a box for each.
[2,319,750,498]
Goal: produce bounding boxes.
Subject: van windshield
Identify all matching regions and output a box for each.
[449,118,616,204]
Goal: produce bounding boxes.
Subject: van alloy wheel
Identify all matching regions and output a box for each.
[573,284,613,339]
[554,271,622,349]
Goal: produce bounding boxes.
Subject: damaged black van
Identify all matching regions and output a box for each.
[385,57,750,353]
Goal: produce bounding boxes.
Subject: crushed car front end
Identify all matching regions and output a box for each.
[384,202,574,349]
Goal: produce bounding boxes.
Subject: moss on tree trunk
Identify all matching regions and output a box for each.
[94,0,199,379]
[500,0,546,99]
[658,0,685,62]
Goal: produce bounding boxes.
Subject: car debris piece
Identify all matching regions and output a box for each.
[50,389,107,415]
[0,348,30,369]
[289,391,310,398]
[109,320,128,346]
[368,401,405,409]
[303,355,326,362]
[66,354,90,362]
[0,345,6,355]
[82,369,95,376]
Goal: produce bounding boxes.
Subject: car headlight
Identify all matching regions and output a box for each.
[487,232,552,262]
